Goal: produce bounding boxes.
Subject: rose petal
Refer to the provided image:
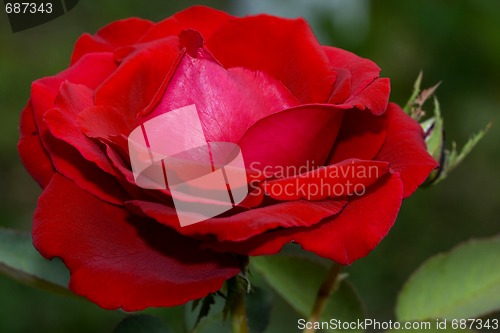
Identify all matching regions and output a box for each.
[328,68,351,104]
[23,53,118,198]
[71,18,154,64]
[18,102,55,188]
[39,134,128,205]
[127,198,347,243]
[30,75,128,204]
[337,78,391,116]
[376,103,438,198]
[44,83,116,176]
[30,52,117,137]
[328,108,387,164]
[238,105,344,173]
[94,37,181,118]
[324,47,390,115]
[139,6,231,43]
[141,52,299,143]
[105,144,173,203]
[325,46,382,100]
[33,174,241,311]
[78,105,135,141]
[205,173,404,265]
[207,15,336,103]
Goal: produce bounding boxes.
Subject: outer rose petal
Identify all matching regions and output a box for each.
[20,53,117,191]
[325,46,383,102]
[376,103,438,198]
[339,78,391,116]
[207,15,336,103]
[324,47,390,115]
[44,83,116,176]
[31,79,129,205]
[205,173,404,265]
[39,133,129,205]
[33,175,240,311]
[31,53,117,126]
[95,37,181,118]
[140,6,231,43]
[30,53,117,141]
[127,199,347,242]
[18,102,55,188]
[71,18,154,64]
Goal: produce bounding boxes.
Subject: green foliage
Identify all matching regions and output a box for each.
[437,124,491,184]
[420,97,444,163]
[192,293,217,328]
[223,275,248,321]
[185,295,230,333]
[396,237,500,321]
[113,314,171,333]
[0,228,70,294]
[186,284,273,333]
[251,254,365,333]
[405,74,490,184]
[246,286,273,333]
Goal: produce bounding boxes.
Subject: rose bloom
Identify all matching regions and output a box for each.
[18,6,437,310]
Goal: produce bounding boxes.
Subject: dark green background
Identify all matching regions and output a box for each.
[0,0,499,332]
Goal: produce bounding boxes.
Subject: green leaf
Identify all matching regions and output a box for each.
[113,314,171,333]
[405,72,490,185]
[434,123,491,184]
[187,284,272,333]
[251,254,365,333]
[404,71,423,115]
[193,294,216,327]
[396,237,500,321]
[404,72,441,121]
[421,97,445,184]
[423,97,444,162]
[246,286,273,333]
[185,295,230,333]
[0,228,70,293]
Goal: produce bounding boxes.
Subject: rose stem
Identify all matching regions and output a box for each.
[231,286,249,333]
[303,262,343,333]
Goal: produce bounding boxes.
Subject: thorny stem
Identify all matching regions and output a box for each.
[303,263,343,333]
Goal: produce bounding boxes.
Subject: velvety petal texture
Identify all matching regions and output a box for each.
[71,18,154,64]
[18,5,437,310]
[329,108,387,164]
[324,46,390,113]
[207,14,336,103]
[18,103,55,188]
[205,173,404,265]
[141,49,300,143]
[34,175,240,311]
[127,198,348,242]
[376,103,438,198]
[140,6,231,43]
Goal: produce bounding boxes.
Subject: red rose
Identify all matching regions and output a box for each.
[18,6,437,310]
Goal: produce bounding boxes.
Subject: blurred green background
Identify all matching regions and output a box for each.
[0,0,499,332]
